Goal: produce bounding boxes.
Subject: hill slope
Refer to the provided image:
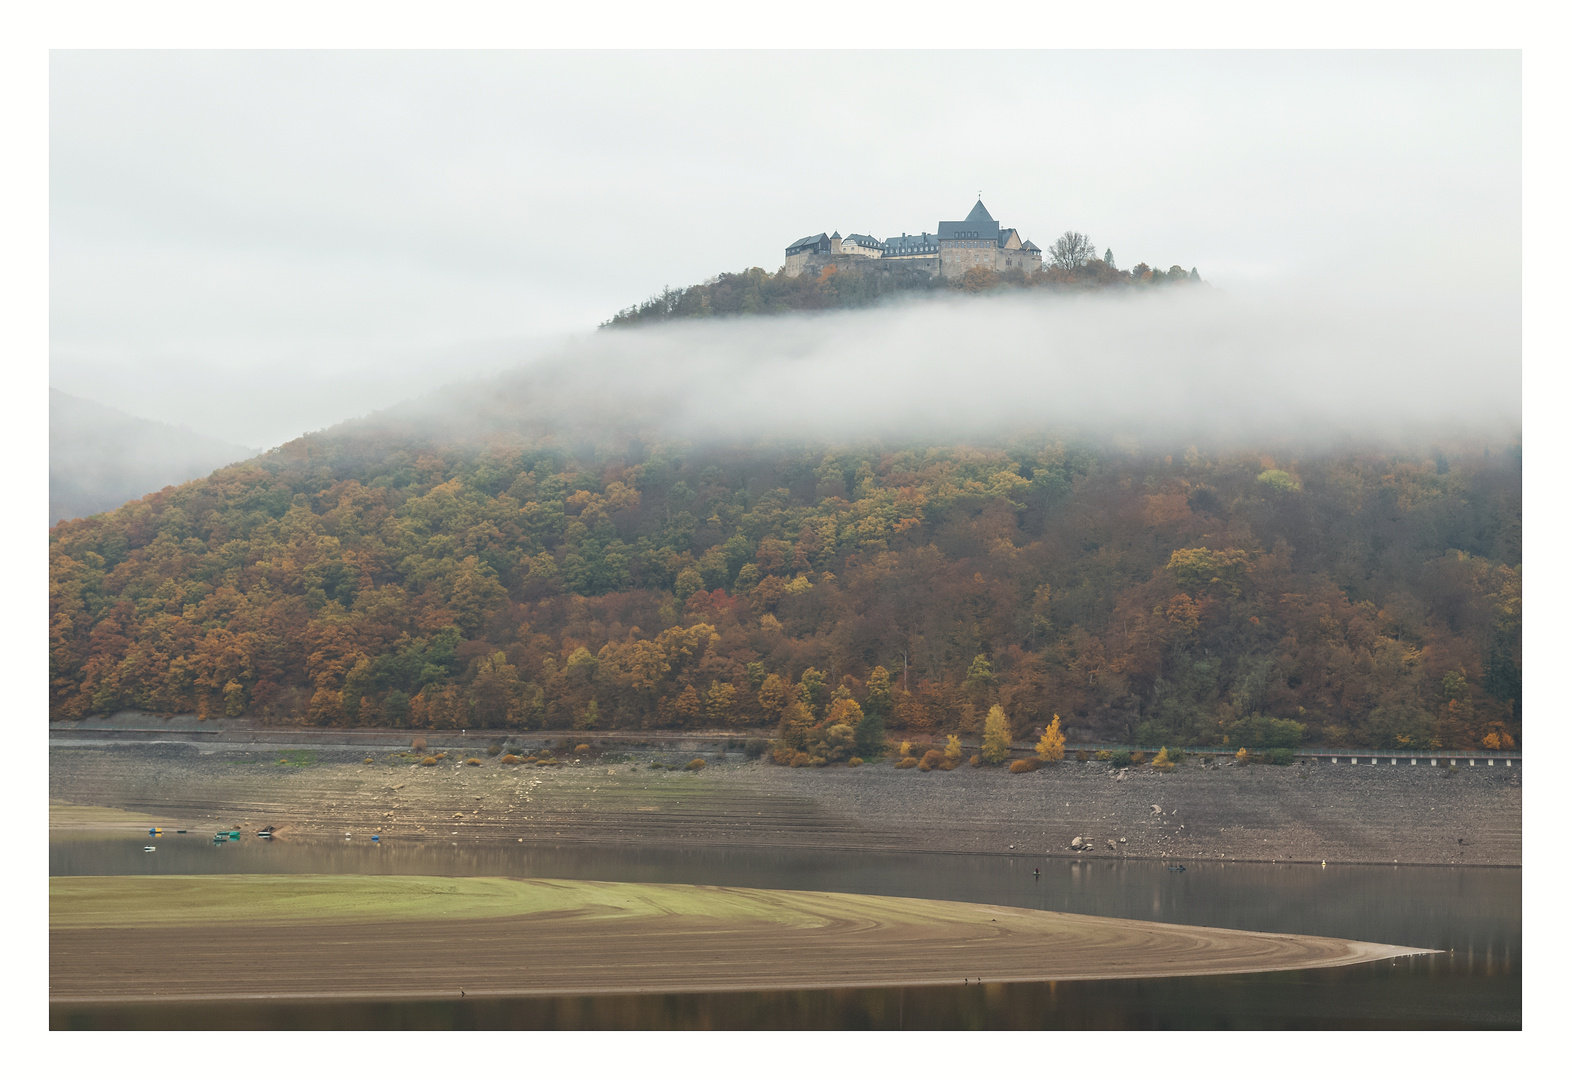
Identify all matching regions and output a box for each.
[603,257,1198,329]
[47,361,1521,753]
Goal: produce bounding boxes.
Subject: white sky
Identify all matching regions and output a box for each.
[48,49,1521,446]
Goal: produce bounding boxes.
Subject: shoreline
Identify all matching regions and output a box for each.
[50,740,1523,869]
[51,807,1517,871]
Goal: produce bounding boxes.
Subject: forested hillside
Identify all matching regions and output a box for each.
[49,418,1521,752]
[603,254,1200,328]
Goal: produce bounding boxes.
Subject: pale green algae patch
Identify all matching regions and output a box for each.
[50,875,972,931]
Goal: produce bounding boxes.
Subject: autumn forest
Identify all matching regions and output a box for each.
[48,410,1522,755]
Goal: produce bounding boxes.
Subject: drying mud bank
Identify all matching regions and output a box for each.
[49,875,1429,1002]
[49,740,1521,867]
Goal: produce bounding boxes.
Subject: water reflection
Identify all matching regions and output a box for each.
[53,955,1517,1031]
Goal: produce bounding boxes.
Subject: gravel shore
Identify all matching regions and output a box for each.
[49,741,1521,867]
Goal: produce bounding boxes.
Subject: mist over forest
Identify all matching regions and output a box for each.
[49,289,1522,756]
[404,288,1520,447]
[49,389,256,525]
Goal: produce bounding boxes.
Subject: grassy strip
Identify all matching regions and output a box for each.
[49,875,981,931]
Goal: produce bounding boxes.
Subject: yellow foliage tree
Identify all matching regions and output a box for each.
[943,734,964,768]
[982,704,1012,764]
[1035,714,1065,763]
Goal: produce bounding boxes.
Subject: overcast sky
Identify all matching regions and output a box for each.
[49,50,1520,447]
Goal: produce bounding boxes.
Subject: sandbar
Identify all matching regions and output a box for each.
[49,875,1432,1002]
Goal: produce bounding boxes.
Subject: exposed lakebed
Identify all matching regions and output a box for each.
[51,829,1518,1028]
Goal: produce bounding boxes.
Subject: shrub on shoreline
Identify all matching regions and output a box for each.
[942,735,963,770]
[895,756,918,769]
[419,756,438,767]
[686,757,706,770]
[1009,757,1041,773]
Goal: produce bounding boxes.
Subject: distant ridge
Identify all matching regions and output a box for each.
[49,388,257,525]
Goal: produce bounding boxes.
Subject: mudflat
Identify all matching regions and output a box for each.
[49,875,1428,1002]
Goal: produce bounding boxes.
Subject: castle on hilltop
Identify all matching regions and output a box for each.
[783,199,1042,279]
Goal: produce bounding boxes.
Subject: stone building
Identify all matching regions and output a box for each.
[782,199,1041,279]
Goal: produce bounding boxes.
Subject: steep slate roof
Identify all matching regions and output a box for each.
[936,199,1001,241]
[843,233,885,248]
[785,233,830,254]
[1021,240,1041,251]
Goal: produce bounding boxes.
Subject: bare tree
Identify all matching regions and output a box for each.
[1049,231,1096,270]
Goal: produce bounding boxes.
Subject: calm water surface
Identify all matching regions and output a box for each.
[52,833,1520,1029]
